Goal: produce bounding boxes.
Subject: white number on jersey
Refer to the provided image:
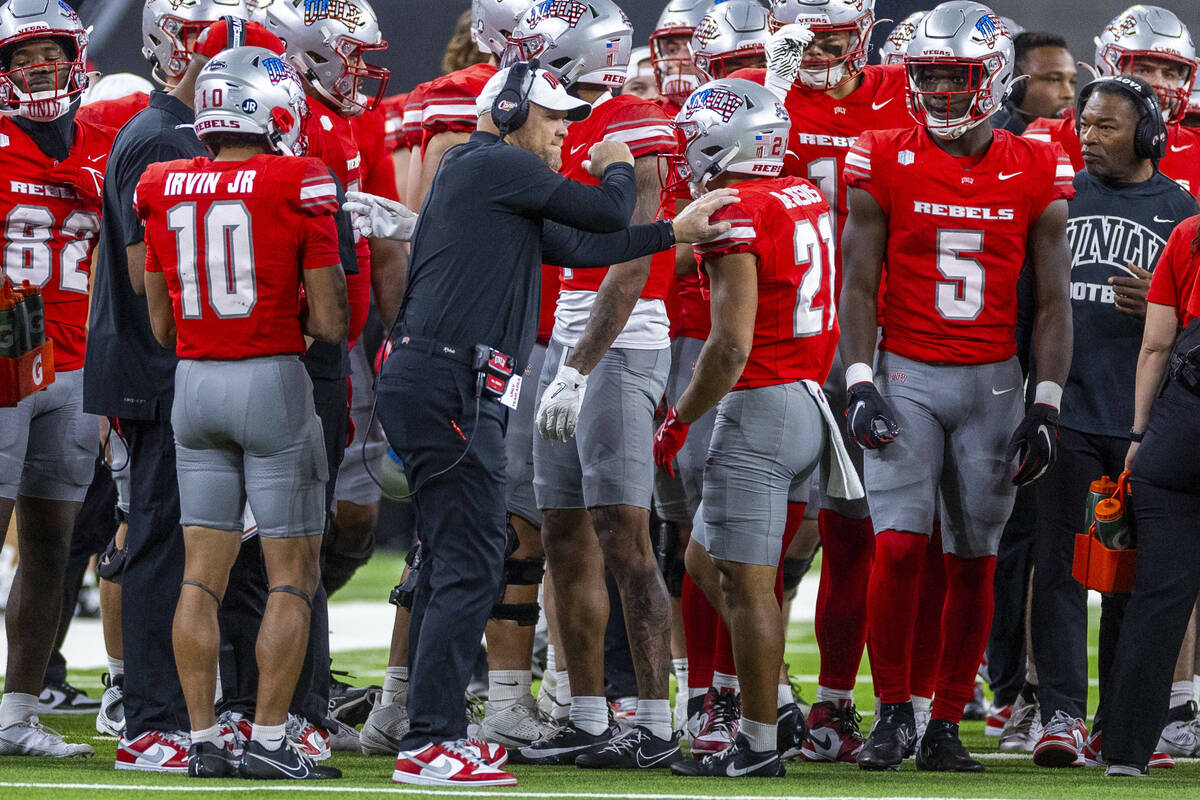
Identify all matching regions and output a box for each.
[793,212,837,337]
[168,201,257,320]
[935,229,985,320]
[806,157,839,233]
[2,204,99,294]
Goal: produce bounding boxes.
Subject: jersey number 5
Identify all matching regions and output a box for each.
[168,201,256,319]
[793,212,837,337]
[936,229,984,321]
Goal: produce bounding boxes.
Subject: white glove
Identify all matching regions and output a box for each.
[536,364,588,441]
[764,23,813,100]
[343,190,419,241]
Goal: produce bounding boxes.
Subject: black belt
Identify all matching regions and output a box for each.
[397,335,475,367]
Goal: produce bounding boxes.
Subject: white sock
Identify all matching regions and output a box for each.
[740,718,777,753]
[190,724,221,747]
[553,669,572,706]
[688,686,709,700]
[635,698,672,740]
[0,692,39,726]
[1170,680,1193,709]
[777,684,793,709]
[672,658,688,687]
[382,666,409,707]
[569,696,608,736]
[874,696,882,719]
[545,645,557,675]
[1194,675,1200,705]
[488,669,531,707]
[912,695,932,714]
[251,722,287,750]
[107,656,125,681]
[816,685,854,703]
[713,671,739,692]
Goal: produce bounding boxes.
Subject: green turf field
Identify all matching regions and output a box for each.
[2,550,1196,798]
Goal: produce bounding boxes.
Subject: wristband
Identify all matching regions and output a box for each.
[1034,381,1063,411]
[1128,429,1145,443]
[845,361,873,387]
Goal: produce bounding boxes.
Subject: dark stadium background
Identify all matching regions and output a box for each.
[68,1,1200,93]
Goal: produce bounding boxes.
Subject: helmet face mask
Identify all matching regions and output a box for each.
[769,0,877,90]
[0,1,89,122]
[194,46,311,156]
[1095,5,1197,123]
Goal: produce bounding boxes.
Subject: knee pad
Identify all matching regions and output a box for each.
[97,538,127,584]
[782,556,815,593]
[182,579,222,606]
[491,554,545,626]
[656,520,686,598]
[269,584,313,610]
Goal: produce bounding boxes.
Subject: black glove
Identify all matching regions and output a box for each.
[846,381,900,450]
[1006,403,1059,486]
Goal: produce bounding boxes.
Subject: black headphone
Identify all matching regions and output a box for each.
[492,57,540,139]
[1075,74,1167,162]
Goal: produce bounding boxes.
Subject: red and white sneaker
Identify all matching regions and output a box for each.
[463,737,508,768]
[986,703,1012,737]
[115,730,189,772]
[1149,751,1176,769]
[286,714,331,762]
[1033,710,1087,767]
[800,699,865,763]
[690,688,739,757]
[392,740,517,787]
[1082,730,1175,769]
[217,711,251,758]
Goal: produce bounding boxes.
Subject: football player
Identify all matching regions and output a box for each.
[691,0,772,82]
[0,0,111,760]
[1185,85,1200,128]
[656,77,853,778]
[840,2,1074,772]
[650,0,707,114]
[503,0,683,769]
[1024,5,1200,197]
[140,47,346,780]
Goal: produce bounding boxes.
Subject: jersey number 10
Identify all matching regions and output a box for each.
[167,201,257,320]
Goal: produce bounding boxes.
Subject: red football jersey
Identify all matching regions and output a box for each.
[420,62,497,151]
[76,92,150,133]
[0,116,113,371]
[402,82,432,154]
[693,177,839,389]
[536,264,560,345]
[1025,109,1200,198]
[557,93,678,298]
[1146,214,1200,326]
[845,127,1075,364]
[136,155,340,360]
[350,105,399,201]
[382,93,407,153]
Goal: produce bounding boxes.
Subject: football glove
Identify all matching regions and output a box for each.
[764,23,814,100]
[653,407,690,478]
[846,381,900,450]
[1007,403,1059,486]
[343,191,419,241]
[536,365,587,441]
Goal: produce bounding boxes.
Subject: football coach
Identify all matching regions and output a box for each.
[345,61,737,785]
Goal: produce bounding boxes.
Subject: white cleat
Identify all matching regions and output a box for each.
[0,719,94,758]
[361,700,410,755]
[479,695,556,748]
[95,674,125,737]
[998,694,1042,753]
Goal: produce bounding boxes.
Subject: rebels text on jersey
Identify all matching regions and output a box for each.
[136,155,340,360]
[693,177,839,389]
[0,116,113,371]
[844,128,1075,364]
[1025,109,1200,198]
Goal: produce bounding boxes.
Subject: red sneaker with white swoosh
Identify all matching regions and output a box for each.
[115,730,189,772]
[392,740,517,786]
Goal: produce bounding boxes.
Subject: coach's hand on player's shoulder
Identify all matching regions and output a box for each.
[583,139,635,178]
[343,190,419,241]
[672,188,740,244]
[1007,403,1060,487]
[846,381,900,450]
[1109,261,1152,319]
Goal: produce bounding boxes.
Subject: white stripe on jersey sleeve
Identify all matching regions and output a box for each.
[1055,164,1075,179]
[700,225,757,245]
[421,102,478,123]
[300,183,338,201]
[845,152,870,170]
[1024,131,1051,142]
[603,125,677,145]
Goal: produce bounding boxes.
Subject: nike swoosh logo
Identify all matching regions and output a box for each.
[570,143,588,155]
[872,98,893,111]
[725,755,778,776]
[992,387,1015,395]
[421,758,459,778]
[635,747,679,768]
[998,171,1023,181]
[88,154,107,163]
[247,751,309,778]
[1154,216,1175,224]
[811,733,833,751]
[140,742,176,764]
[1171,144,1193,153]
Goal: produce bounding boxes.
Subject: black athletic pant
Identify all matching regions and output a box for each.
[1032,426,1131,724]
[1104,376,1200,768]
[985,484,1034,708]
[376,348,508,748]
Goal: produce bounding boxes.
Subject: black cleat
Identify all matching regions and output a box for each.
[858,703,916,771]
[187,740,238,778]
[240,739,342,780]
[916,720,984,772]
[576,726,681,770]
[511,721,614,765]
[672,735,784,778]
[776,702,808,760]
[328,673,379,728]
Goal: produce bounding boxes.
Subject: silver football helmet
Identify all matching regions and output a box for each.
[1095,5,1196,122]
[0,0,89,121]
[692,0,772,82]
[879,11,926,65]
[904,1,1015,140]
[264,0,390,116]
[502,0,634,89]
[142,0,257,86]
[665,77,791,194]
[769,0,877,90]
[472,0,527,58]
[650,0,708,106]
[194,45,310,156]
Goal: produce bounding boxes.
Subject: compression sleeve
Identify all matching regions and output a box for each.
[541,219,674,269]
